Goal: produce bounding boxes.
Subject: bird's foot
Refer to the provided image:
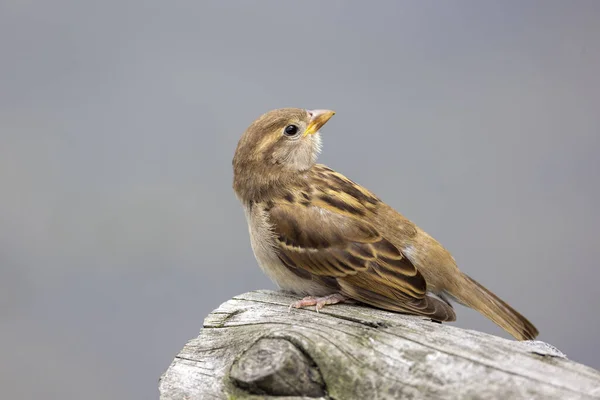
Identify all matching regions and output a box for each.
[288,293,349,312]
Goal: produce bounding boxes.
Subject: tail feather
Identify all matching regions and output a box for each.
[450,274,538,341]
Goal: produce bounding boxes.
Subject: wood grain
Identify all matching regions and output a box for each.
[159,290,600,400]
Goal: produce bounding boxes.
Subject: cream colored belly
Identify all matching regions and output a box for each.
[243,203,331,296]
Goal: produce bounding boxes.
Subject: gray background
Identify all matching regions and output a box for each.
[1,1,599,399]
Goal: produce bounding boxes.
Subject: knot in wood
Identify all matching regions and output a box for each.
[229,337,325,397]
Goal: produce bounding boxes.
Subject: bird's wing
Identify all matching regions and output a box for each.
[267,166,455,321]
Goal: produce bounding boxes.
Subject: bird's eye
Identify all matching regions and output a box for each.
[283,124,299,137]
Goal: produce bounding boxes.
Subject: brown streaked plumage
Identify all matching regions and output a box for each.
[232,108,538,340]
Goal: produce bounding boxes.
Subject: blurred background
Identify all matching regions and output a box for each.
[1,1,599,398]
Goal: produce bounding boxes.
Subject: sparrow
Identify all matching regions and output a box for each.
[232,108,538,341]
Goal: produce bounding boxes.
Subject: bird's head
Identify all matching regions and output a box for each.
[233,108,335,201]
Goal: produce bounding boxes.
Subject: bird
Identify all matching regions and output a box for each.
[232,108,538,341]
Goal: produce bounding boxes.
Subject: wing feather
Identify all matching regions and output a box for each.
[266,165,455,322]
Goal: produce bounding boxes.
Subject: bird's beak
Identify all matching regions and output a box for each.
[304,109,336,136]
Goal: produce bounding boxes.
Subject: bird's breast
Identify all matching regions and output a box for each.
[242,202,331,296]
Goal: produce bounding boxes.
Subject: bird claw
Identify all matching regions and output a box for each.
[288,294,348,312]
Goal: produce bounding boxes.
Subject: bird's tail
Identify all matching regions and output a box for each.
[449,273,538,340]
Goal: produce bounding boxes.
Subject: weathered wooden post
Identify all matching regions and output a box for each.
[160,290,600,399]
